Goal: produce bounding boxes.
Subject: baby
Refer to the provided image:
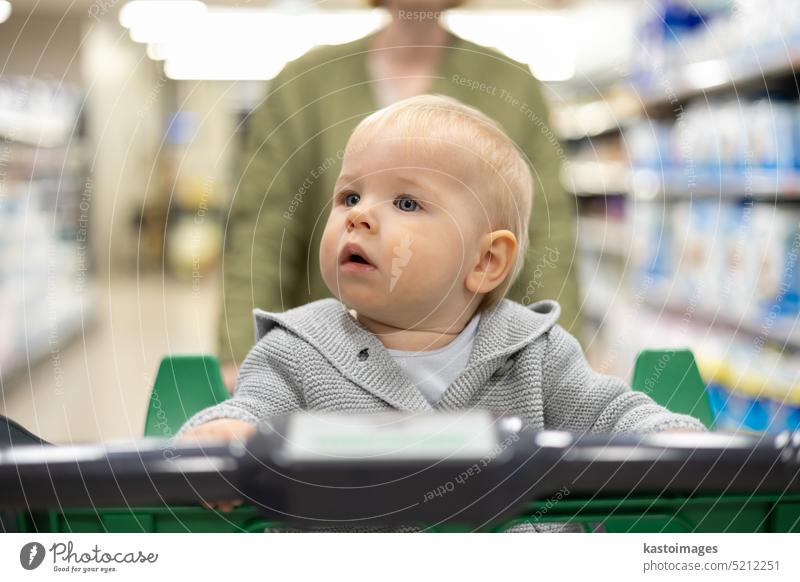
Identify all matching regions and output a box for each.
[177,94,704,476]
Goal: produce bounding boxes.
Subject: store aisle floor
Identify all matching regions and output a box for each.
[0,271,221,444]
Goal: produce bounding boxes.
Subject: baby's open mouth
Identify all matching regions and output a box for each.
[340,243,377,272]
[348,254,370,265]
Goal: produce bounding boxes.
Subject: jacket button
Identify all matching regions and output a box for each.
[357,348,370,361]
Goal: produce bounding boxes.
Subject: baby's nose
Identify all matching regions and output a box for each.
[347,208,375,231]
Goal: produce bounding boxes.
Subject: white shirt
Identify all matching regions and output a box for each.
[386,314,481,405]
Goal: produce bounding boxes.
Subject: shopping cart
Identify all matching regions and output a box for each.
[2,350,799,533]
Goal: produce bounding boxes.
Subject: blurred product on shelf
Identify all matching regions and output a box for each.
[582,287,800,435]
[0,77,84,147]
[642,309,800,434]
[631,0,800,90]
[629,200,800,329]
[700,350,800,434]
[0,76,93,380]
[626,98,800,195]
[607,198,800,434]
[557,0,800,144]
[568,0,800,437]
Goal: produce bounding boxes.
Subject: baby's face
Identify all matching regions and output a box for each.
[320,134,490,327]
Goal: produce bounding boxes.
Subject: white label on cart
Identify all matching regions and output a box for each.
[283,410,499,461]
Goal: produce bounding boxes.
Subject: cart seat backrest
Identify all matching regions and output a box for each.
[144,355,230,437]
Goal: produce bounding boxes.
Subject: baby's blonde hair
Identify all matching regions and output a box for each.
[346,94,533,312]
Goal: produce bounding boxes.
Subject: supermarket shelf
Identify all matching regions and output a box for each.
[637,47,800,114]
[641,292,800,351]
[631,170,800,200]
[577,216,632,258]
[0,112,78,148]
[581,294,617,326]
[556,45,800,141]
[566,164,800,199]
[553,92,642,141]
[577,271,631,325]
[0,292,96,386]
[0,77,94,388]
[562,161,631,195]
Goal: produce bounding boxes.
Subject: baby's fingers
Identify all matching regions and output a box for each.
[201,498,243,513]
[217,499,243,513]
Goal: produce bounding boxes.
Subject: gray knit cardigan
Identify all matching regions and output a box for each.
[177,299,705,532]
[179,298,705,436]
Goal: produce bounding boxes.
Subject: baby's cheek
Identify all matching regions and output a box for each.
[318,233,337,285]
[410,248,463,290]
[433,238,474,291]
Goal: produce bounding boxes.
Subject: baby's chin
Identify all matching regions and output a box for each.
[334,289,391,315]
[331,287,404,320]
[322,266,450,322]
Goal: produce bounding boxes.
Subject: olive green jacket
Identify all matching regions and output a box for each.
[219,29,582,364]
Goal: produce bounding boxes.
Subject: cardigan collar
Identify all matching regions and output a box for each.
[253,298,560,412]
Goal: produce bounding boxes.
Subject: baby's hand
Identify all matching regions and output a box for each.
[177,419,257,512]
[178,418,257,445]
[220,362,239,395]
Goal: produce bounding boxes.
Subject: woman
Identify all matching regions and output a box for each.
[218,0,582,389]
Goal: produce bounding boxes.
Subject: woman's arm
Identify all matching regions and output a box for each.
[217,59,315,366]
[505,75,584,343]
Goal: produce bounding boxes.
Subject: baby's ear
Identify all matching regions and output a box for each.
[465,230,517,295]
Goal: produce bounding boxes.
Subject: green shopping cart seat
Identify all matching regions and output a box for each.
[631,349,714,429]
[143,355,230,438]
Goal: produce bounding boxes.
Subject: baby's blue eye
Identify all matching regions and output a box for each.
[343,193,360,207]
[394,196,420,212]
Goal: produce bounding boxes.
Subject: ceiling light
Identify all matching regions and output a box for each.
[119,1,207,30]
[0,1,12,25]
